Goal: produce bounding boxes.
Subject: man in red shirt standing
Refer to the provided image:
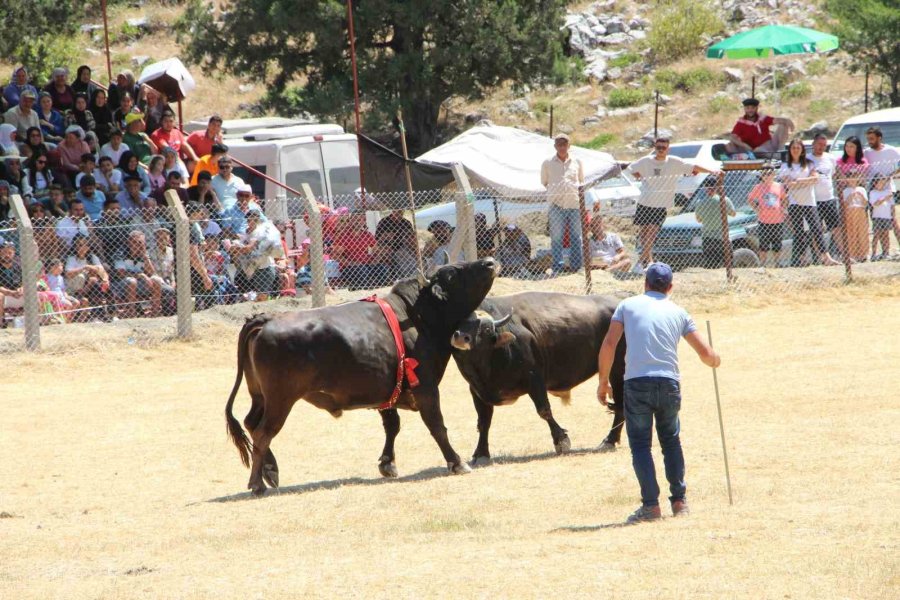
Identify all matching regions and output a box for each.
[151,111,200,166]
[725,98,794,156]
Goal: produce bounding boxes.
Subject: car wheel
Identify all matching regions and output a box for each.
[732,247,761,268]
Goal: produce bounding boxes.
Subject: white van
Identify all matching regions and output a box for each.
[831,107,900,155]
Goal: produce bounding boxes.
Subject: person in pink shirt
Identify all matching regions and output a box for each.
[58,125,91,179]
[747,167,788,267]
[835,136,869,194]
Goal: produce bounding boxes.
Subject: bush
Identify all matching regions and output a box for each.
[584,132,617,149]
[707,95,732,113]
[806,58,827,77]
[808,98,834,117]
[647,0,724,63]
[607,88,651,108]
[654,67,721,94]
[782,81,812,99]
[550,53,586,87]
[533,98,552,114]
[609,52,641,69]
[14,36,82,84]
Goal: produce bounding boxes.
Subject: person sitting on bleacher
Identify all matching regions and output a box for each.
[724,98,795,157]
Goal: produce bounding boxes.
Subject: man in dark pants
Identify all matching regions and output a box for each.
[597,263,721,523]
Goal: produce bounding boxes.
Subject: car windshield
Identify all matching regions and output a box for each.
[666,145,701,159]
[832,122,900,153]
[590,174,634,189]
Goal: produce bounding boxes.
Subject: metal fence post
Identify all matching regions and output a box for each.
[450,163,479,261]
[9,194,40,351]
[717,174,734,283]
[301,183,326,308]
[166,190,192,338]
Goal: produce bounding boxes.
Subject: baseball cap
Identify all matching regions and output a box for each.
[124,112,143,126]
[645,262,673,288]
[554,133,570,142]
[20,89,36,100]
[742,98,760,107]
[236,183,253,194]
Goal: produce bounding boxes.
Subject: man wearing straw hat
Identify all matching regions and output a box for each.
[597,262,721,523]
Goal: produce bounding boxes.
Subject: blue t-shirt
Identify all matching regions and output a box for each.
[612,291,697,381]
[76,190,107,221]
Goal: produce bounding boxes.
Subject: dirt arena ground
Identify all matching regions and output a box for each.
[2,280,899,599]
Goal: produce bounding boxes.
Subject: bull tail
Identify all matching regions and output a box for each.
[225,315,270,468]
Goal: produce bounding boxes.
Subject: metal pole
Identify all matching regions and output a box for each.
[177,100,184,133]
[346,0,367,210]
[549,105,554,138]
[864,65,869,113]
[706,321,733,506]
[653,91,659,139]
[166,190,192,338]
[397,108,424,274]
[10,194,40,351]
[751,75,756,99]
[716,172,734,282]
[102,0,113,84]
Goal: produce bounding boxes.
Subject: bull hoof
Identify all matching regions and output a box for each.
[449,461,472,475]
[378,460,398,478]
[249,483,266,497]
[598,441,617,453]
[470,455,493,468]
[263,464,279,488]
[555,436,572,455]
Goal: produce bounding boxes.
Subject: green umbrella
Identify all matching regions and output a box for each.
[707,24,839,60]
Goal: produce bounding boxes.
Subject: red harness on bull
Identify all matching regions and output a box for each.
[360,295,420,410]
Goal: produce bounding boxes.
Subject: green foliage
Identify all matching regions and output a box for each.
[707,95,732,114]
[806,58,828,77]
[532,99,552,114]
[0,1,82,84]
[655,67,721,94]
[584,132,617,149]
[647,0,724,63]
[608,52,641,69]
[177,0,569,151]
[782,81,812,100]
[550,53,586,87]
[808,99,835,117]
[607,88,651,109]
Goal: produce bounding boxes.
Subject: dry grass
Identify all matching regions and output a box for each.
[1,283,899,599]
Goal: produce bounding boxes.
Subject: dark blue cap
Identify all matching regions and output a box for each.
[646,262,673,288]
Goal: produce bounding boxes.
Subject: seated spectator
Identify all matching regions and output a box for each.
[203,234,240,303]
[71,65,98,100]
[332,212,387,290]
[111,230,174,318]
[132,197,169,243]
[220,184,263,236]
[0,240,24,327]
[139,87,171,136]
[211,157,246,210]
[42,258,81,321]
[115,175,149,216]
[29,202,61,261]
[64,233,110,318]
[185,202,214,307]
[74,152,97,188]
[2,154,33,199]
[693,174,736,269]
[112,92,137,133]
[0,123,19,155]
[188,170,223,214]
[55,198,91,252]
[94,199,130,263]
[588,213,631,273]
[65,93,95,135]
[187,114,224,159]
[0,181,11,222]
[3,89,39,140]
[147,155,166,194]
[151,170,189,206]
[122,113,158,165]
[37,92,66,144]
[108,71,139,118]
[272,220,297,297]
[22,127,50,158]
[115,151,151,196]
[3,67,38,110]
[59,126,91,180]
[424,220,453,260]
[76,175,106,222]
[841,171,870,262]
[44,68,76,112]
[375,209,417,280]
[747,167,788,267]
[474,213,496,258]
[190,143,229,186]
[724,98,795,157]
[151,111,198,165]
[99,128,130,165]
[149,228,174,285]
[496,223,533,276]
[25,153,54,202]
[199,205,222,238]
[42,184,69,218]
[161,146,189,182]
[90,89,115,146]
[94,155,123,198]
[229,209,282,301]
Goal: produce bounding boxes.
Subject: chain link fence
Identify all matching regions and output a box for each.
[2,156,899,349]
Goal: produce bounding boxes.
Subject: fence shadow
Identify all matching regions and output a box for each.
[550,522,632,533]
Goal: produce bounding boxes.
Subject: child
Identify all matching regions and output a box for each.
[747,168,787,267]
[40,259,81,323]
[840,172,870,262]
[869,174,893,261]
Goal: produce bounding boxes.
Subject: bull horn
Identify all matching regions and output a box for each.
[441,249,451,265]
[493,312,513,328]
[417,269,430,287]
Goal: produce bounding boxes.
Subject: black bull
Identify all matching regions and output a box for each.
[224,258,499,496]
[450,291,627,464]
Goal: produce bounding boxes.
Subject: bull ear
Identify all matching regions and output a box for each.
[493,311,513,329]
[494,331,516,348]
[431,283,447,300]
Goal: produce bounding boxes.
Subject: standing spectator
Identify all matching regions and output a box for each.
[211,157,246,210]
[541,133,584,274]
[58,126,91,181]
[122,113,157,165]
[2,154,33,199]
[190,143,228,185]
[90,89,115,146]
[693,174,736,269]
[147,155,166,194]
[841,172,870,262]
[25,153,54,202]
[44,68,76,112]
[187,114,224,159]
[107,71,139,115]
[112,93,137,133]
[835,136,869,185]
[589,212,631,272]
[71,66,98,99]
[628,137,710,272]
[0,241,24,327]
[779,138,840,267]
[115,151,152,196]
[748,168,788,268]
[375,209,418,280]
[474,213,496,258]
[37,92,66,144]
[2,89,39,140]
[869,175,894,261]
[808,134,845,260]
[3,67,38,109]
[100,128,130,165]
[597,263,721,523]
[863,127,900,249]
[94,156,123,198]
[65,93,96,135]
[496,223,532,276]
[55,199,91,252]
[76,175,107,222]
[115,175,149,216]
[188,170,222,214]
[724,98,795,156]
[151,171,189,206]
[43,184,69,218]
[64,233,109,316]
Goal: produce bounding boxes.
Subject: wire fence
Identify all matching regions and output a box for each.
[2,157,899,348]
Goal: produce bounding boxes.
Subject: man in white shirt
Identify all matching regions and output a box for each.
[2,90,39,139]
[94,156,123,197]
[628,137,713,272]
[589,212,631,272]
[55,199,92,252]
[864,126,900,245]
[211,157,246,211]
[99,128,130,165]
[541,133,584,273]
[807,134,844,259]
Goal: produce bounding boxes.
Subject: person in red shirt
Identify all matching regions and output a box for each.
[725,98,795,156]
[150,111,199,166]
[186,114,223,159]
[332,213,388,290]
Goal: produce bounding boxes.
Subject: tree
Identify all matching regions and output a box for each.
[646,0,724,64]
[178,0,568,151]
[825,0,900,107]
[0,1,82,84]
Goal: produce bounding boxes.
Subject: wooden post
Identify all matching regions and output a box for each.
[578,185,593,295]
[397,108,424,274]
[864,65,869,113]
[166,190,192,338]
[301,183,327,307]
[653,91,660,139]
[9,194,41,351]
[837,192,853,283]
[102,0,113,85]
[549,105,554,138]
[450,163,478,262]
[751,75,756,99]
[716,173,734,283]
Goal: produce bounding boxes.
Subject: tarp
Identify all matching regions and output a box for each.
[416,122,619,200]
[359,134,454,198]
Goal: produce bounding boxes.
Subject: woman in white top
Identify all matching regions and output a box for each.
[778,138,840,267]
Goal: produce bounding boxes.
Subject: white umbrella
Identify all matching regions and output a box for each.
[137,57,196,102]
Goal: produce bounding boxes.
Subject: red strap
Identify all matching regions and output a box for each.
[360,295,419,410]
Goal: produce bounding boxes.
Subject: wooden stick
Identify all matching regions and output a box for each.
[707,320,733,506]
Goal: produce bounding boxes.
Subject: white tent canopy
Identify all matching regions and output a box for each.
[416,122,618,199]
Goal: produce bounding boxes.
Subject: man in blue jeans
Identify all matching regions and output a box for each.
[541,133,584,273]
[596,262,721,523]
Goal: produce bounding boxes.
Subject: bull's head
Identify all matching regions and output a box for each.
[451,310,515,353]
[416,258,498,321]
